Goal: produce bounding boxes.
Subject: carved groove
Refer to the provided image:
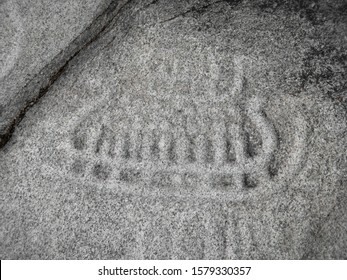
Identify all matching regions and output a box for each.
[65,56,307,199]
[70,99,279,190]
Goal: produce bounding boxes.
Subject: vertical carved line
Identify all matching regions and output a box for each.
[195,134,206,164]
[142,127,154,162]
[230,55,245,98]
[173,210,205,260]
[122,132,131,159]
[231,123,246,188]
[213,119,227,166]
[204,202,228,259]
[95,124,109,156]
[129,127,141,161]
[108,133,123,160]
[225,212,239,259]
[158,128,172,163]
[176,129,189,164]
[225,210,253,259]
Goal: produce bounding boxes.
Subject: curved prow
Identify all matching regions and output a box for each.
[245,97,278,175]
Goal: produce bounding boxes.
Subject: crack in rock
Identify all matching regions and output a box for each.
[0,0,131,149]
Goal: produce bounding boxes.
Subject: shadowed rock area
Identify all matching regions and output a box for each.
[0,0,346,259]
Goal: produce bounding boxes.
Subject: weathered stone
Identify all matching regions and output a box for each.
[0,0,346,259]
[0,0,130,148]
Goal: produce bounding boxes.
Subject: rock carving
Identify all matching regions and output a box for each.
[64,56,307,200]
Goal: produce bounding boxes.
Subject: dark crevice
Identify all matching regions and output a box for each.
[141,0,160,11]
[244,131,255,158]
[123,133,131,159]
[159,0,225,24]
[95,124,107,154]
[0,0,133,149]
[223,0,242,8]
[93,163,112,181]
[244,174,257,189]
[168,138,176,162]
[225,138,236,163]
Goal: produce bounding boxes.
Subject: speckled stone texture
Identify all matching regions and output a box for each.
[0,0,346,259]
[0,0,130,147]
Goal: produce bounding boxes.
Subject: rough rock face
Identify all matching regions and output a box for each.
[0,0,346,259]
[0,0,129,147]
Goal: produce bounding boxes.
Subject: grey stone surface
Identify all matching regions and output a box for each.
[0,0,130,147]
[0,0,346,259]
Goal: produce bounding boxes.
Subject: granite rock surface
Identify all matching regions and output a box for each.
[0,0,130,147]
[0,0,346,259]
